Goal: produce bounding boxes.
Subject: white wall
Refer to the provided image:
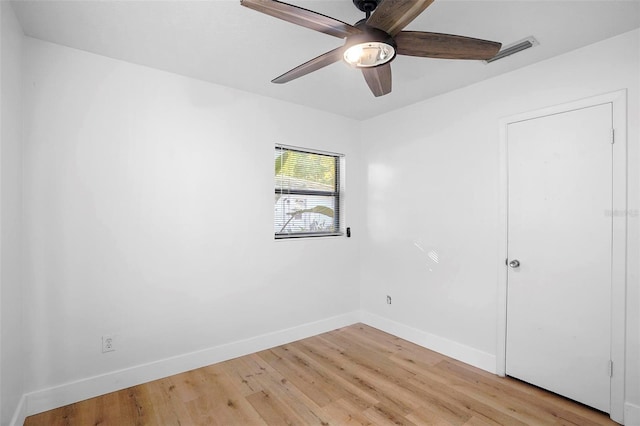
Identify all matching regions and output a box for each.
[21,37,363,412]
[0,2,24,425]
[360,28,640,415]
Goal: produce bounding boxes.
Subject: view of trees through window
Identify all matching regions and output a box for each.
[274,147,340,238]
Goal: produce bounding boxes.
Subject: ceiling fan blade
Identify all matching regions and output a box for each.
[241,0,361,39]
[272,47,344,84]
[362,64,392,97]
[366,0,434,36]
[396,31,502,59]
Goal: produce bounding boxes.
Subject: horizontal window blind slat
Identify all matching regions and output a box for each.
[275,232,344,239]
[275,144,344,158]
[275,189,339,197]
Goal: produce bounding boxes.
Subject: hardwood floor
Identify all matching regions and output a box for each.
[24,324,616,426]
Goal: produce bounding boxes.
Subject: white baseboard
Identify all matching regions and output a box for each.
[360,311,497,374]
[9,394,26,426]
[625,402,640,426]
[23,311,361,418]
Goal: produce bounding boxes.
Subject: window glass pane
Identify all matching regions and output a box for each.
[275,194,337,235]
[275,149,335,192]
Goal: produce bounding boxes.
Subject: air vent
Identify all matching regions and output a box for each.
[486,36,538,63]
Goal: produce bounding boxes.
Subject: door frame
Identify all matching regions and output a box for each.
[497,90,627,423]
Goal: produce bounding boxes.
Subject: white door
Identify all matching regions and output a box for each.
[506,103,613,412]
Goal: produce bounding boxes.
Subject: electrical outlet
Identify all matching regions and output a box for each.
[386,295,392,305]
[102,335,115,353]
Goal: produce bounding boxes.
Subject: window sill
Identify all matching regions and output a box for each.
[275,232,344,240]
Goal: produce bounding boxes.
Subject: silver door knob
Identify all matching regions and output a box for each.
[509,259,520,268]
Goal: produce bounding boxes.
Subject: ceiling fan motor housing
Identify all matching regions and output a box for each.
[352,0,380,13]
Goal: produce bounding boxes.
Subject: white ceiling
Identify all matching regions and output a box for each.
[11,0,640,120]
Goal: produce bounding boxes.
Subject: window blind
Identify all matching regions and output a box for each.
[274,145,342,238]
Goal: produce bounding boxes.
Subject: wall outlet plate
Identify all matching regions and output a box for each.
[102,335,115,353]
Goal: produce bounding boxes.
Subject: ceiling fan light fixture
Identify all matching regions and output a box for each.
[343,25,397,68]
[343,41,395,67]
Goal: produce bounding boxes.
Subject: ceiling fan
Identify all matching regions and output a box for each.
[240,0,502,97]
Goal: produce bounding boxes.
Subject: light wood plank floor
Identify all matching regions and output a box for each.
[24,324,616,425]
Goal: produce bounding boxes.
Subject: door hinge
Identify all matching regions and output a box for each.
[610,128,615,144]
[608,360,613,377]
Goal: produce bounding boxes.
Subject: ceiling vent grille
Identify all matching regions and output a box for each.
[486,36,538,63]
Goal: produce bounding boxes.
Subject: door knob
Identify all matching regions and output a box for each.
[509,259,520,268]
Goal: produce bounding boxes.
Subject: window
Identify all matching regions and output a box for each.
[274,145,342,239]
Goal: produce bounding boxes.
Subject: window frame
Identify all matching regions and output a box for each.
[274,144,344,239]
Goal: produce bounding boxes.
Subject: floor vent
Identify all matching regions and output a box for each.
[486,36,538,63]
